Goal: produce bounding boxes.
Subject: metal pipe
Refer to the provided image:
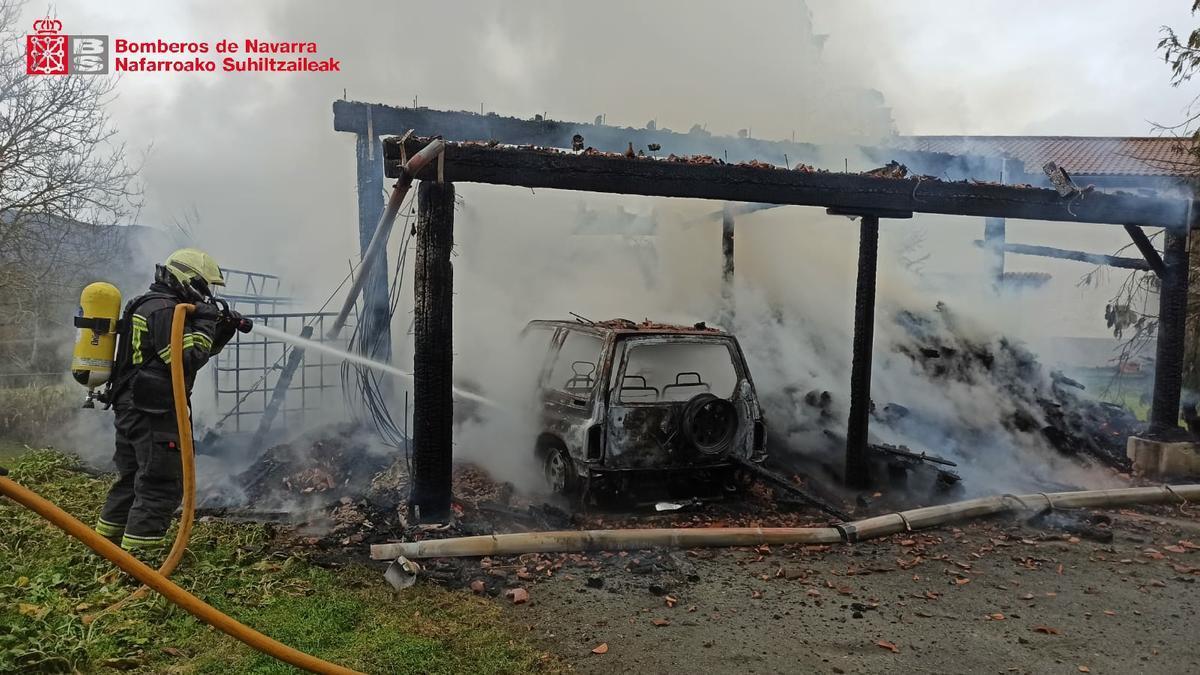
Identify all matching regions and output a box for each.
[370,484,1200,560]
[845,214,879,488]
[328,139,445,341]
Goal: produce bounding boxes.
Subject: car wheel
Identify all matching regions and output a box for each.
[543,446,577,495]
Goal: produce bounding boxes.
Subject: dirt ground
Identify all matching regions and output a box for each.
[494,506,1200,674]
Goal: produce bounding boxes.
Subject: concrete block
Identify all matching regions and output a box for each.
[1127,436,1200,479]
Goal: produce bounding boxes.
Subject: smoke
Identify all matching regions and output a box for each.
[26,0,1180,498]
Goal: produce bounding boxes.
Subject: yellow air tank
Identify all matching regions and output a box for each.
[71,282,122,389]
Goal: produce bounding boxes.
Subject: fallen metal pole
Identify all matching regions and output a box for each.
[328,138,445,341]
[370,484,1200,559]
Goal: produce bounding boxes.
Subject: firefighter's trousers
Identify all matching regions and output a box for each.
[95,403,183,550]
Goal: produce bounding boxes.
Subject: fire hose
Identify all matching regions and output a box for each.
[85,304,199,621]
[0,303,361,675]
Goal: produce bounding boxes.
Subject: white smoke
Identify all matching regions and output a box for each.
[25,0,1179,497]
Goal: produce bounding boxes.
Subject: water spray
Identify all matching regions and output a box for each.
[252,323,495,406]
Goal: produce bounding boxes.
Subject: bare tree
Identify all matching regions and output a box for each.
[1154,1,1200,173]
[0,0,141,378]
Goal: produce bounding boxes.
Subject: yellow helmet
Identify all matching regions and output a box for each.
[164,248,225,287]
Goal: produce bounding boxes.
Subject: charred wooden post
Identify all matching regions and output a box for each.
[845,214,880,489]
[721,204,735,320]
[1150,222,1191,435]
[983,217,1006,284]
[410,180,456,522]
[354,126,393,362]
[1187,228,1200,391]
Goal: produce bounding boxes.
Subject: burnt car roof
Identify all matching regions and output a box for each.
[527,318,729,337]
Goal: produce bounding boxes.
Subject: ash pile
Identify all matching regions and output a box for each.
[196,424,403,546]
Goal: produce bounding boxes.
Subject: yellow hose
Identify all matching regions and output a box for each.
[1,303,361,673]
[86,304,197,621]
[0,474,361,674]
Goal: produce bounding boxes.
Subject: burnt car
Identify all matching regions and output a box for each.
[523,318,767,502]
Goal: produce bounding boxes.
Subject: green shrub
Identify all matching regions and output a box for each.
[0,386,80,444]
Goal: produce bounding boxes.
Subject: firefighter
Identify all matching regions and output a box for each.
[93,248,242,555]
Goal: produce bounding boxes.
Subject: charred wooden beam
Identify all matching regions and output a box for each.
[337,100,997,179]
[384,139,1191,228]
[1123,224,1167,277]
[974,241,1152,270]
[410,180,456,522]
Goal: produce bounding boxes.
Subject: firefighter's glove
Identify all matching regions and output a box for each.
[222,308,252,334]
[191,301,221,323]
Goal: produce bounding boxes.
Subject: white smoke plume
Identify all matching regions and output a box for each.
[26,0,1187,497]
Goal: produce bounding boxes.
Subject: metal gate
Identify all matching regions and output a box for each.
[210,311,352,433]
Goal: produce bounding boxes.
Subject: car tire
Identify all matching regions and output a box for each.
[681,393,738,455]
[542,445,578,496]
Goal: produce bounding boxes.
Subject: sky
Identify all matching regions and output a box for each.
[15,0,1200,338]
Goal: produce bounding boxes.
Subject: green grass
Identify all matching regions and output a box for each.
[0,450,560,674]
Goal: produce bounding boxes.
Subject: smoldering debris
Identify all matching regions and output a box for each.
[231,423,392,510]
[765,302,1140,494]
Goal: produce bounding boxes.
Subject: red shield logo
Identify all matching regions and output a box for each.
[26,18,68,75]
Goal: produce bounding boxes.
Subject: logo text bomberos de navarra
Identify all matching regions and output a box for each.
[24,18,341,75]
[113,39,340,72]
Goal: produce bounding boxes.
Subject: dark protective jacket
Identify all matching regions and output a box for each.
[109,281,235,412]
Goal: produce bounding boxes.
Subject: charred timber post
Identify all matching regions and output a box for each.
[354,128,392,363]
[1149,222,1191,435]
[983,218,1006,285]
[845,214,880,489]
[410,180,456,522]
[721,204,735,321]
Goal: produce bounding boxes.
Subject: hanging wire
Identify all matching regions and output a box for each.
[340,191,417,474]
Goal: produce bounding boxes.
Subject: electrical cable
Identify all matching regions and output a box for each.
[340,191,417,474]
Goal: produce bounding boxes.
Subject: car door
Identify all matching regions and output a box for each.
[540,327,607,460]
